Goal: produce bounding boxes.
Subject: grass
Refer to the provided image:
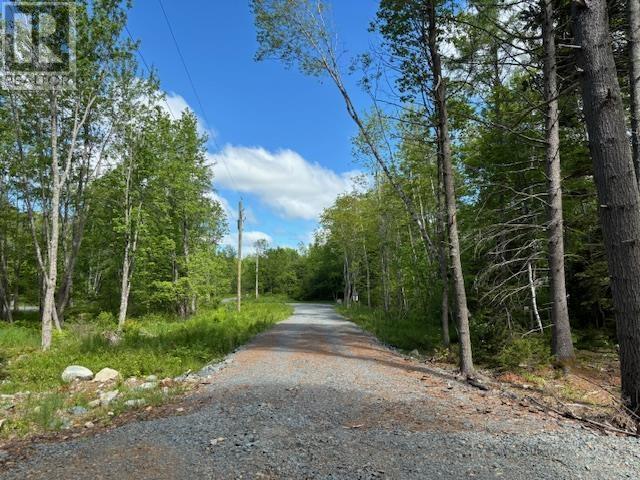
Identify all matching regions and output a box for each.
[336,305,443,354]
[0,299,293,395]
[0,298,292,439]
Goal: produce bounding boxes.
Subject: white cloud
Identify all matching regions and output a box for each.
[222,230,273,257]
[207,191,257,225]
[209,145,359,220]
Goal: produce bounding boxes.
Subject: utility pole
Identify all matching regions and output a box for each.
[237,199,244,312]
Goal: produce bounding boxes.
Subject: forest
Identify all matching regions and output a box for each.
[0,1,295,438]
[1,0,640,443]
[248,0,640,419]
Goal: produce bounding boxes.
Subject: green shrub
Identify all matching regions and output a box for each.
[494,335,552,370]
[95,311,116,329]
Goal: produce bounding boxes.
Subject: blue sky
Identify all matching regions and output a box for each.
[126,0,379,253]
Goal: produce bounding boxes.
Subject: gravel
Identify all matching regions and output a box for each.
[1,303,639,479]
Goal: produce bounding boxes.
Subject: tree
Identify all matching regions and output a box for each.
[251,0,484,376]
[572,0,640,414]
[541,0,574,367]
[629,0,640,182]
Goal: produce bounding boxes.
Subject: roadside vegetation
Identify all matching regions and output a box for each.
[248,0,640,431]
[0,299,292,439]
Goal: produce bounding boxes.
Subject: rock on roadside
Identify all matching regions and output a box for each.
[68,406,88,416]
[93,368,121,383]
[61,366,94,383]
[99,390,119,406]
[134,382,157,392]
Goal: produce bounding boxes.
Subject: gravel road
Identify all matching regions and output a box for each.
[2,303,639,479]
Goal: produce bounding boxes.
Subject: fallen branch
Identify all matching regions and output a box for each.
[570,371,640,425]
[526,395,638,438]
[467,377,490,391]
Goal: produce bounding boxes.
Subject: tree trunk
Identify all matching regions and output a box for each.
[573,0,640,414]
[117,220,140,331]
[0,238,12,322]
[629,0,640,183]
[117,152,141,331]
[427,2,474,376]
[117,245,131,331]
[436,145,450,347]
[56,214,86,322]
[42,93,61,350]
[362,238,371,308]
[542,0,575,366]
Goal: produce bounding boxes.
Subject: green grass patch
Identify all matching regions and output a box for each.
[0,300,292,394]
[337,305,443,353]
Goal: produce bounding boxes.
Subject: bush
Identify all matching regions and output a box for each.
[95,311,116,328]
[493,335,552,370]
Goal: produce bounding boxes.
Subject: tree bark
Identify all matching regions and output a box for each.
[629,0,640,183]
[56,213,86,322]
[117,215,140,331]
[117,242,132,331]
[573,0,640,414]
[41,93,61,350]
[436,142,450,347]
[117,152,142,331]
[362,237,371,308]
[542,0,575,366]
[427,1,474,376]
[343,252,351,307]
[0,230,12,322]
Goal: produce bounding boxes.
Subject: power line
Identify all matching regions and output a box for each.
[155,0,239,192]
[124,24,177,121]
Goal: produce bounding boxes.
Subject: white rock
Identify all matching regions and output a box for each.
[124,399,146,408]
[134,382,157,391]
[88,399,101,409]
[99,390,119,406]
[93,368,121,383]
[145,375,158,382]
[61,365,94,383]
[68,406,88,416]
[124,377,138,388]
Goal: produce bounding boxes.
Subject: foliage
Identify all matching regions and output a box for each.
[0,301,292,394]
[249,0,623,376]
[337,306,442,353]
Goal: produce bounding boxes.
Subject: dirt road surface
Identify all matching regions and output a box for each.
[1,303,639,479]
